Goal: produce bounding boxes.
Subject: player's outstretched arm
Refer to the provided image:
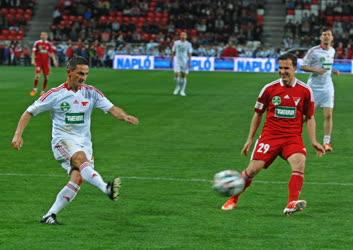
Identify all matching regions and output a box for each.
[241,112,263,156]
[306,116,325,157]
[301,65,327,75]
[332,68,340,75]
[109,106,139,125]
[11,111,33,150]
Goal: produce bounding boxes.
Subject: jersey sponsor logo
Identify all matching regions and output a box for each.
[272,96,281,106]
[275,106,296,118]
[60,102,71,111]
[65,112,84,124]
[255,101,264,110]
[284,95,290,99]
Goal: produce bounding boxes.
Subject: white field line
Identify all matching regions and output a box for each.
[0,172,353,187]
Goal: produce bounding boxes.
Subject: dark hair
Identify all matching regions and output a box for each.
[66,56,89,70]
[322,27,333,33]
[278,53,297,67]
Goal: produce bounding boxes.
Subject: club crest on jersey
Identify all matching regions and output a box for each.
[60,102,70,111]
[293,97,301,106]
[272,96,281,106]
[81,101,89,106]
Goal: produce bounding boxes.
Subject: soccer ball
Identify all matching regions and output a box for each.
[213,170,245,196]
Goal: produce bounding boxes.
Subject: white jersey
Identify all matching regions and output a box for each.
[302,45,335,90]
[172,40,192,65]
[27,82,114,145]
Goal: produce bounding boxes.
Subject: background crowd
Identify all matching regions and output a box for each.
[1,0,353,66]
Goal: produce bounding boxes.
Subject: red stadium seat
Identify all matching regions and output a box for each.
[326,16,334,25]
[287,9,295,15]
[0,35,5,40]
[24,14,32,22]
[334,16,342,22]
[1,29,9,36]
[0,8,8,15]
[17,9,24,15]
[9,8,16,15]
[25,9,33,16]
[342,16,350,23]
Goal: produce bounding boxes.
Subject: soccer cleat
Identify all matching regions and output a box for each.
[283,200,307,215]
[324,143,333,152]
[30,89,37,96]
[173,88,180,95]
[40,90,46,96]
[221,196,238,211]
[107,177,121,201]
[40,213,60,225]
[180,92,186,96]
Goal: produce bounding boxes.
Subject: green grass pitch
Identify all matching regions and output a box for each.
[1,67,353,249]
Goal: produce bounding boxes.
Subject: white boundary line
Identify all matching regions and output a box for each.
[1,172,353,186]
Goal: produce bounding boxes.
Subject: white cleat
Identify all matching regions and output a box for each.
[173,87,180,95]
[283,200,307,215]
[180,92,186,96]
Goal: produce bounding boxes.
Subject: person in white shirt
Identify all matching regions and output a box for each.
[11,56,139,224]
[172,32,192,96]
[301,28,340,152]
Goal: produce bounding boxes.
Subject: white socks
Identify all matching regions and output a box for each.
[323,135,331,144]
[174,77,187,95]
[44,181,80,217]
[180,78,187,94]
[79,162,107,193]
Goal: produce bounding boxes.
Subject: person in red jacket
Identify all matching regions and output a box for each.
[221,42,238,58]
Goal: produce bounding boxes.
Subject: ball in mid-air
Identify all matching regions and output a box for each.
[213,170,245,196]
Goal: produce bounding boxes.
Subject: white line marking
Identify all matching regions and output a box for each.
[1,172,353,187]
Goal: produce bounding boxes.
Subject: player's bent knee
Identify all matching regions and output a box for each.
[288,154,306,172]
[70,151,89,168]
[70,169,84,185]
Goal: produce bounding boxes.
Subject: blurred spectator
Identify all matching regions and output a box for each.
[221,42,239,58]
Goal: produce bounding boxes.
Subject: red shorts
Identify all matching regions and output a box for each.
[35,60,51,75]
[250,135,307,168]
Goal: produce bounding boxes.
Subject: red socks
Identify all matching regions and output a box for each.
[288,171,304,202]
[34,78,38,88]
[43,78,48,91]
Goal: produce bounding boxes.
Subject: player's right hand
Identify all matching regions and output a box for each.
[317,68,327,75]
[11,135,23,150]
[241,139,253,156]
[312,141,325,157]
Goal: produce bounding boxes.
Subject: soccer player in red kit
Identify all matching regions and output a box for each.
[222,53,325,215]
[30,32,58,96]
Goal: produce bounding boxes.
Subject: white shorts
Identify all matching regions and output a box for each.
[311,88,335,108]
[52,139,94,174]
[173,59,189,73]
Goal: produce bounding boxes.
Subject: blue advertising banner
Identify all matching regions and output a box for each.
[113,55,353,73]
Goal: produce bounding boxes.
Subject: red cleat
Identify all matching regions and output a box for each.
[324,144,333,152]
[30,89,37,96]
[283,200,307,215]
[221,196,239,211]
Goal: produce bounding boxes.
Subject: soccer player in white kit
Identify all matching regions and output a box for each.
[172,32,192,96]
[301,28,340,152]
[11,56,139,224]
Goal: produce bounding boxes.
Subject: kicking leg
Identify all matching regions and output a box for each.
[222,160,265,211]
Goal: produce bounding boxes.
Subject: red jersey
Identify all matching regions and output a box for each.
[32,40,55,63]
[254,78,315,137]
